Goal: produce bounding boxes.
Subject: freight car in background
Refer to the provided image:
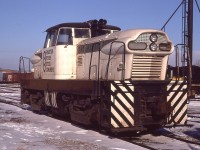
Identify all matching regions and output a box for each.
[0,57,33,83]
[1,72,33,83]
[20,19,188,132]
[0,69,17,83]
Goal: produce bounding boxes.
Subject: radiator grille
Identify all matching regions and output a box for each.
[136,33,167,43]
[131,55,163,80]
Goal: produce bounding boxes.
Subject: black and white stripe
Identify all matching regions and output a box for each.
[44,91,58,108]
[110,81,134,128]
[167,80,187,125]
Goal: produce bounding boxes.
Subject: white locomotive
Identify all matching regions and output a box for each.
[21,19,188,132]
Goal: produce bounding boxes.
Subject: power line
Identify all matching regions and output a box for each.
[161,0,184,30]
[195,0,200,12]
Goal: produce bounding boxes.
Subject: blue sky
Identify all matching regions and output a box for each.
[0,0,200,69]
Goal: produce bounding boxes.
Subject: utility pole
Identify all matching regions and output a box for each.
[188,0,193,65]
[187,0,193,97]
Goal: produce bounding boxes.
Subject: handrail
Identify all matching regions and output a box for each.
[105,41,126,80]
[19,56,31,73]
[175,44,185,80]
[88,45,94,80]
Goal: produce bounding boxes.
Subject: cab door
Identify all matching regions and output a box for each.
[42,30,57,79]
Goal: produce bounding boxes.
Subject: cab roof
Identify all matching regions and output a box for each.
[46,19,121,32]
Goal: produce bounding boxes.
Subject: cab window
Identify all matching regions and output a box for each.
[74,28,90,38]
[57,28,72,45]
[44,30,57,48]
[98,29,111,36]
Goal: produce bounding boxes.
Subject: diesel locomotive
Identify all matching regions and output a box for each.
[21,19,188,132]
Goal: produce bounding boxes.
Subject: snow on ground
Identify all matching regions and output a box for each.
[0,83,200,149]
[0,83,21,105]
[0,103,147,150]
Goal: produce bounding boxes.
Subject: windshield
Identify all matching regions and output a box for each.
[57,28,72,45]
[44,31,57,48]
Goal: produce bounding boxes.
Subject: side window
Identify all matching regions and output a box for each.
[44,31,56,48]
[74,28,90,38]
[98,29,111,36]
[57,28,72,45]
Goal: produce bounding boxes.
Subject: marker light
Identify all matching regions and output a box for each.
[159,43,171,51]
[150,34,158,42]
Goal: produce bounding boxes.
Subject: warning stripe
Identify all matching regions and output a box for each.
[111,95,133,126]
[51,92,58,108]
[167,80,187,125]
[112,81,134,106]
[110,81,134,128]
[44,91,58,108]
[167,80,187,103]
[111,111,124,128]
[44,91,51,106]
[110,91,134,120]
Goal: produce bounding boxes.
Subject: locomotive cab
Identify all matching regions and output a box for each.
[31,20,121,80]
[31,25,91,79]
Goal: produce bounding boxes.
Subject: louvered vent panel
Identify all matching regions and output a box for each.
[131,55,163,80]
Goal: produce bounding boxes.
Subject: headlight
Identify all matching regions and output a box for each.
[150,34,158,42]
[159,43,171,51]
[128,41,147,50]
[149,43,157,51]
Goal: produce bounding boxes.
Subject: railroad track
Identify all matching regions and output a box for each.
[0,94,20,102]
[0,83,20,93]
[189,115,200,119]
[0,83,20,88]
[161,131,200,146]
[0,83,23,108]
[118,127,200,149]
